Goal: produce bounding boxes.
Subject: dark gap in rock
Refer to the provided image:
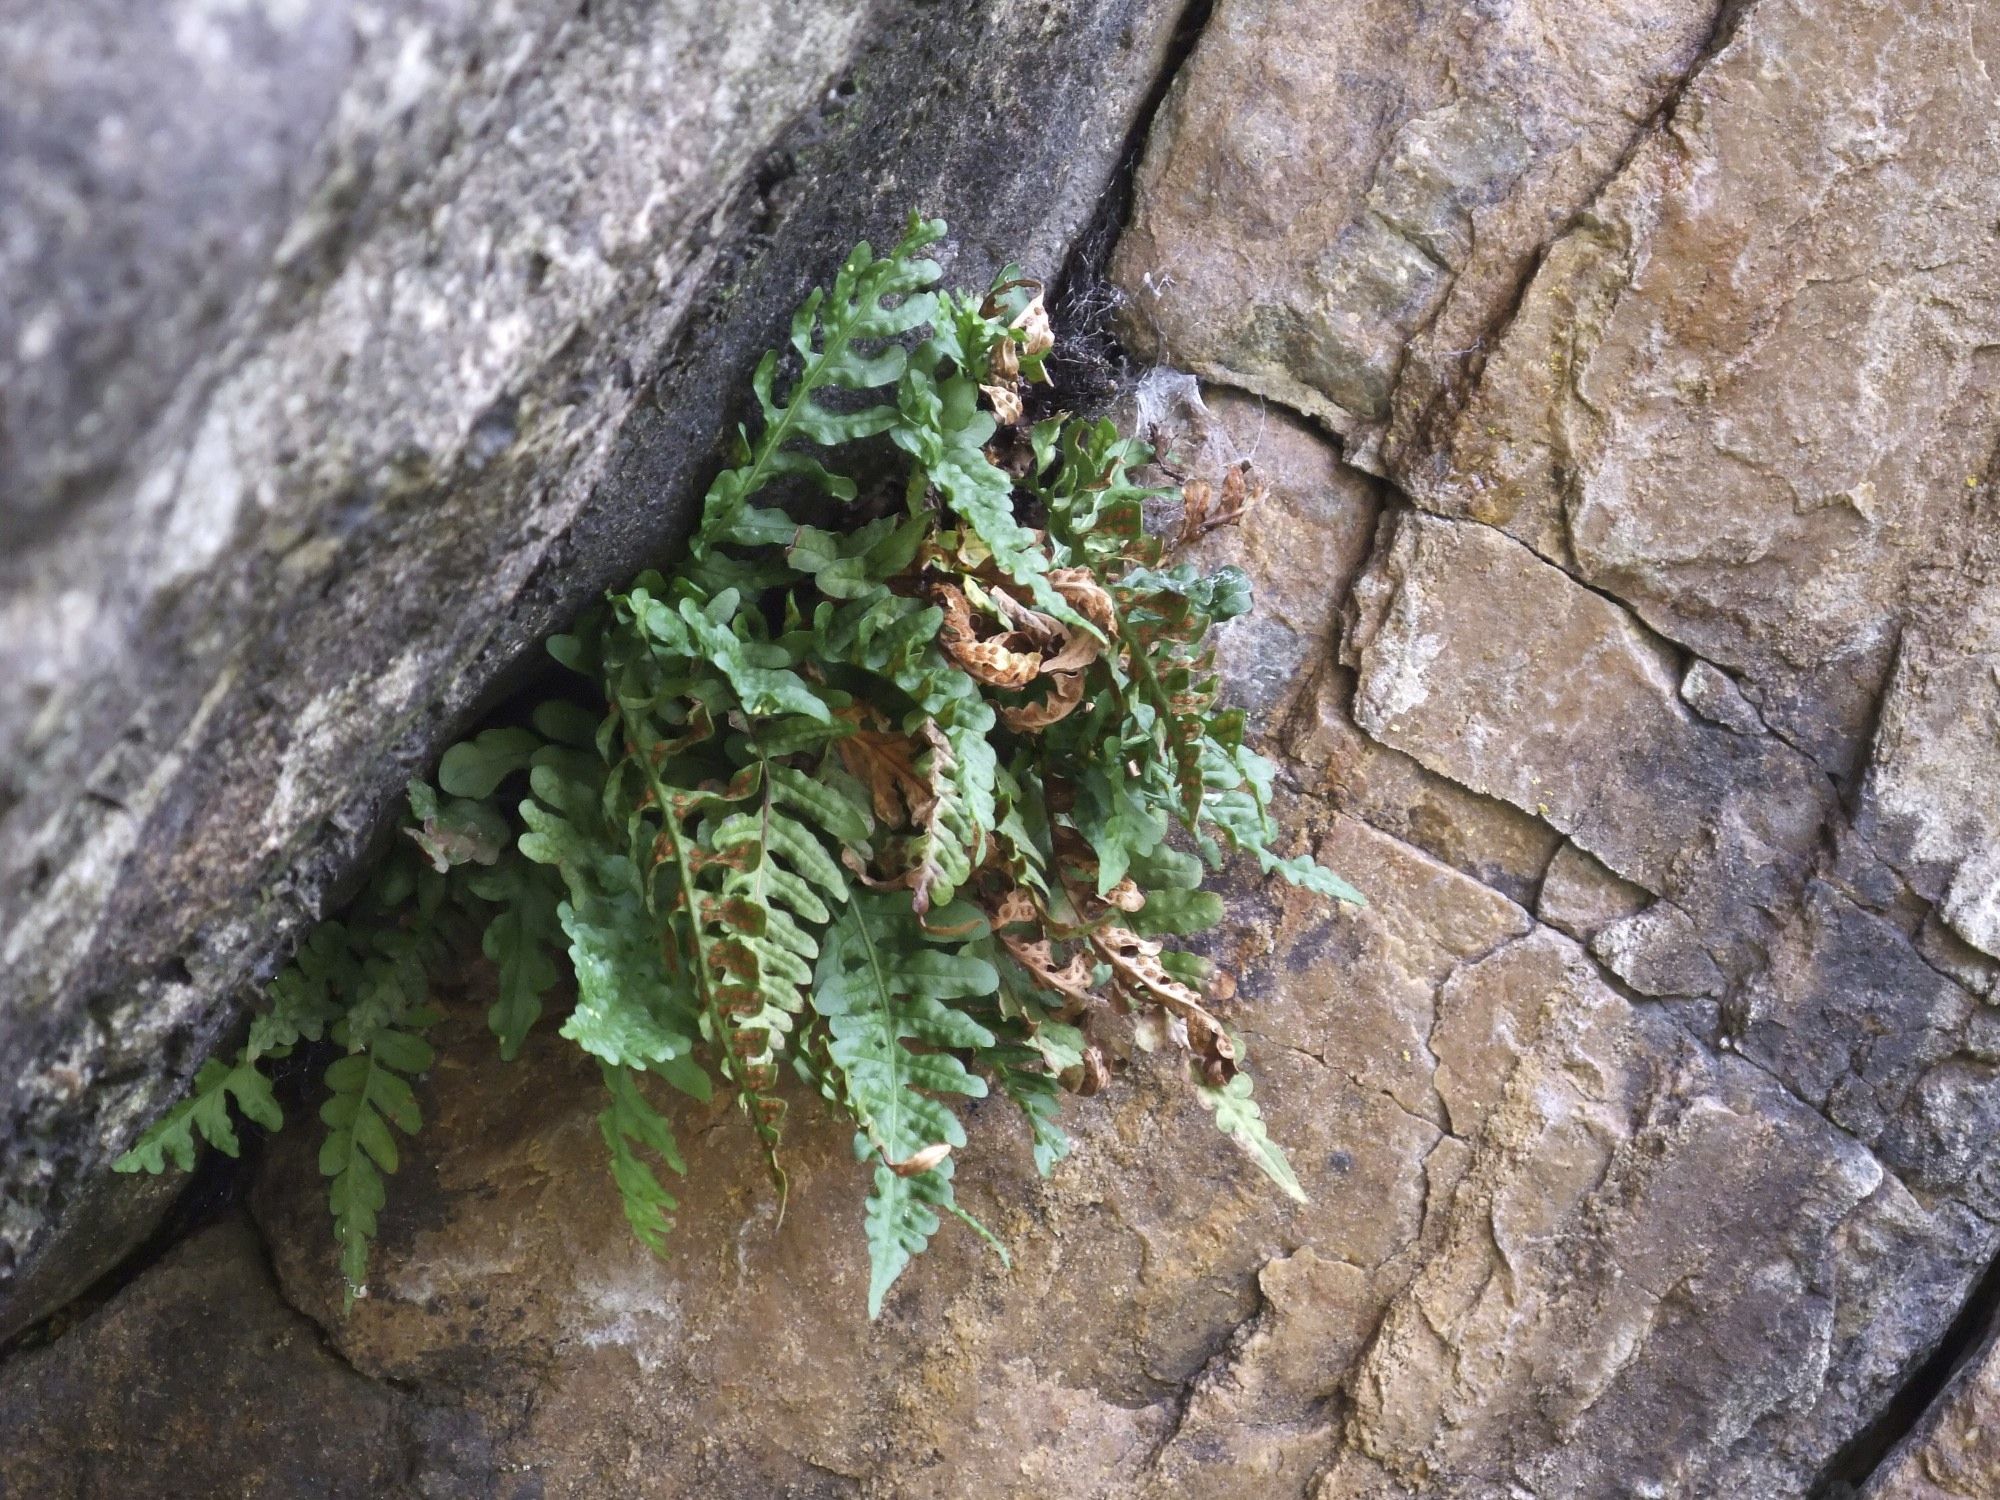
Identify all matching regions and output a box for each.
[1810,1245,2000,1496]
[1041,0,1216,417]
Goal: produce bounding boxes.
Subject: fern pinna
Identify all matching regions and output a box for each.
[117,215,1361,1315]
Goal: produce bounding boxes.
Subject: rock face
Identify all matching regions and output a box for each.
[0,1216,503,1498]
[1863,1321,2000,1500]
[1110,0,1724,467]
[7,0,2000,1497]
[0,0,1192,1340]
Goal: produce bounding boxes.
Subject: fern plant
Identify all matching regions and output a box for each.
[117,215,1360,1316]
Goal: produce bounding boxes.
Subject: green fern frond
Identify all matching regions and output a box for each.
[465,855,564,1060]
[520,761,700,1070]
[129,213,1361,1319]
[1197,1071,1306,1204]
[319,1011,437,1304]
[598,1061,686,1255]
[113,1054,284,1174]
[812,893,1004,1306]
[690,214,946,571]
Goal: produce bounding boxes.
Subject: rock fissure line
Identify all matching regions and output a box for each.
[1810,1238,2000,1496]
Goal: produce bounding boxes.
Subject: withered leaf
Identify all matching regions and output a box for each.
[836,729,932,827]
[887,1141,953,1177]
[982,382,1024,426]
[1089,926,1239,1083]
[999,669,1085,733]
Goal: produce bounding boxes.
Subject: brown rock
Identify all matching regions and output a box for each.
[1130,375,1383,723]
[1322,929,1885,1498]
[1288,667,1563,910]
[1590,900,1726,998]
[1343,509,1832,983]
[1393,0,2000,776]
[228,814,1544,1496]
[1110,0,1721,466]
[1862,1320,2000,1500]
[0,1216,500,1498]
[1536,841,1652,943]
[1856,592,2000,960]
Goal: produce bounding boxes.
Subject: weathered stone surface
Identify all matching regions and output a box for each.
[1682,659,1771,736]
[1862,1318,2000,1500]
[1127,373,1383,724]
[12,0,2000,1491]
[0,1216,500,1498]
[1320,930,1884,1498]
[1536,840,1650,944]
[1392,0,2000,778]
[1742,884,1996,1216]
[1856,590,2000,960]
[0,0,1190,1334]
[1110,0,1723,464]
[230,822,1495,1496]
[1343,509,1832,985]
[1591,900,1726,999]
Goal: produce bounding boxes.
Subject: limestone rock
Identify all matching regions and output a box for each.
[1591,901,1726,998]
[1856,594,2000,960]
[1392,0,2000,777]
[1126,374,1383,724]
[1343,509,1832,985]
[1862,1320,2000,1500]
[1536,841,1651,944]
[1682,660,1770,736]
[1321,929,1884,1497]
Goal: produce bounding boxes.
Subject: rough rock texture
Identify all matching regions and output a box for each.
[0,0,1193,1339]
[9,0,2000,1495]
[1109,0,1727,466]
[0,1216,504,1497]
[1862,1322,2000,1500]
[1383,0,2000,790]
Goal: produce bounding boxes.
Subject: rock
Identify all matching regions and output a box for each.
[1287,666,1563,909]
[0,1215,500,1498]
[1536,841,1651,944]
[1109,0,1723,467]
[1389,0,2000,777]
[1856,593,2000,960]
[1320,929,1886,1497]
[1591,901,1726,998]
[226,815,1535,1496]
[1125,374,1383,724]
[1741,884,1989,1202]
[0,1163,179,1347]
[1861,1318,2000,1500]
[11,0,2000,1490]
[1343,509,1832,985]
[1682,660,1770,736]
[0,0,1193,1336]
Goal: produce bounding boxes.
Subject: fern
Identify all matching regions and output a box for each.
[113,1055,283,1173]
[1197,1071,1307,1204]
[598,1062,687,1254]
[320,1011,437,1303]
[119,213,1360,1318]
